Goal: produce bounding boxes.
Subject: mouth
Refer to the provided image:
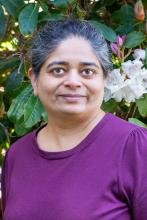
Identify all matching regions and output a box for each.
[58,94,86,97]
[57,94,87,102]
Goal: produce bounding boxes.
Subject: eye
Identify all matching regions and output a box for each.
[81,69,96,78]
[50,67,66,76]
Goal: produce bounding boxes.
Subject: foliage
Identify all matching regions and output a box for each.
[0,0,147,163]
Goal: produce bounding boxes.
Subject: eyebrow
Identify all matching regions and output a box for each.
[46,61,100,69]
[80,62,100,69]
[47,61,68,69]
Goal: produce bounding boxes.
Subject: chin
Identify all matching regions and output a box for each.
[58,106,87,115]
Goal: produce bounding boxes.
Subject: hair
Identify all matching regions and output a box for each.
[31,19,112,78]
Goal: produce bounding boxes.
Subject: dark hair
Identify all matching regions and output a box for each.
[31,19,112,77]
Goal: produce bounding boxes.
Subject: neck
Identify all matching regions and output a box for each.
[47,108,105,132]
[37,109,105,152]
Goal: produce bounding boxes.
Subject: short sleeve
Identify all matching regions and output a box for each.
[118,127,147,219]
[1,150,10,215]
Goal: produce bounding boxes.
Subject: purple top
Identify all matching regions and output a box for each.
[2,112,147,220]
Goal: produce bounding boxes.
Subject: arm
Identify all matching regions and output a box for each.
[118,127,147,219]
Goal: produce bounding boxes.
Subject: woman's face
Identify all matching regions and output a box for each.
[30,37,105,118]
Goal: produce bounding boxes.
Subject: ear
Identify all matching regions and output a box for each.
[28,68,38,96]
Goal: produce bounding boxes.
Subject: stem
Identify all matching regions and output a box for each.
[124,48,132,60]
[17,58,24,75]
[124,102,137,120]
[124,105,132,120]
[131,104,137,118]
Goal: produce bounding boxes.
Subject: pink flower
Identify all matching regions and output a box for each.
[110,43,118,55]
[117,49,123,60]
[110,42,123,59]
[116,35,126,47]
[134,0,145,21]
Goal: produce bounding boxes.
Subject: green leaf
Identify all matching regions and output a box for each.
[89,20,116,42]
[52,0,75,8]
[120,4,135,24]
[38,11,64,24]
[142,0,147,8]
[0,5,7,41]
[136,94,147,117]
[42,111,48,122]
[115,24,134,35]
[18,3,39,36]
[76,5,86,19]
[0,0,25,17]
[128,118,147,128]
[0,57,20,73]
[103,0,116,6]
[5,67,24,94]
[125,31,146,48]
[112,4,135,25]
[48,12,64,20]
[102,99,117,113]
[14,116,32,136]
[10,82,30,99]
[111,10,122,24]
[7,85,33,122]
[92,0,116,11]
[0,123,7,144]
[24,95,44,128]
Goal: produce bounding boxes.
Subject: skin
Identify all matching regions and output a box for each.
[29,36,106,152]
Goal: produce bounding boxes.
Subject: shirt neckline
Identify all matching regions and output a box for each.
[32,112,113,160]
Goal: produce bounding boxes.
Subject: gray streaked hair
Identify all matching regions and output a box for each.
[31,19,112,77]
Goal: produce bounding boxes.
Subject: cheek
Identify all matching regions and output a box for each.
[88,79,104,95]
[36,79,58,101]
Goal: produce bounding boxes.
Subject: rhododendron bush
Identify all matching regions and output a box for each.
[0,0,147,157]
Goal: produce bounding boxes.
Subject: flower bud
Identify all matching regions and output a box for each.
[110,42,123,60]
[117,49,123,60]
[134,0,145,21]
[110,43,118,55]
[116,35,126,47]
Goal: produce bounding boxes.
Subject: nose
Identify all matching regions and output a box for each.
[63,69,82,89]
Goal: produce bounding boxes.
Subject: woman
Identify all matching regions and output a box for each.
[2,19,147,220]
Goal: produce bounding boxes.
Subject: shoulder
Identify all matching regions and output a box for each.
[5,128,37,162]
[125,125,147,154]
[117,124,147,205]
[104,113,147,161]
[117,120,147,178]
[100,113,147,154]
[106,112,147,137]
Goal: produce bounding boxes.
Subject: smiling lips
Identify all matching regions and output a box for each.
[58,94,87,102]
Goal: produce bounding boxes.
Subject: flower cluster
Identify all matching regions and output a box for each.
[104,48,147,103]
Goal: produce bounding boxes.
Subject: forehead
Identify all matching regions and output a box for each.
[45,36,100,65]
